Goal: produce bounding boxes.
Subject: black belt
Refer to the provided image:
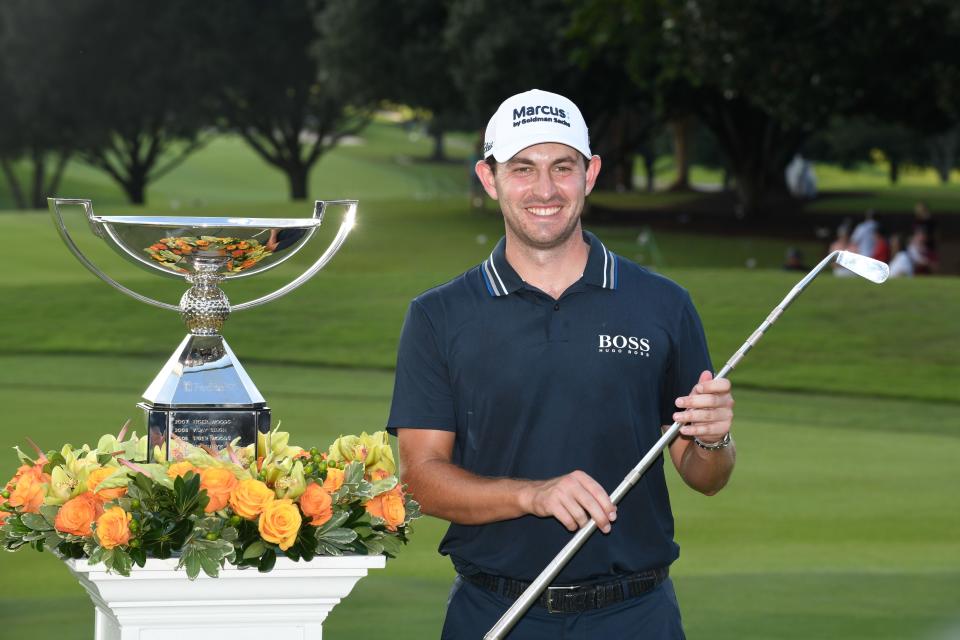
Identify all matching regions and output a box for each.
[464,566,669,614]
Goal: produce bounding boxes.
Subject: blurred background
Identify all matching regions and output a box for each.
[1,1,958,638]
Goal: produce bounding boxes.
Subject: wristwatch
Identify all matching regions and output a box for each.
[693,432,732,450]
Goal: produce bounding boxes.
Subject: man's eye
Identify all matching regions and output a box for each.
[513,167,532,175]
[554,165,572,173]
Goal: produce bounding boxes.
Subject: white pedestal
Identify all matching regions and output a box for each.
[65,555,386,640]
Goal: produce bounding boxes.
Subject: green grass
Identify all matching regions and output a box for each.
[1,121,958,638]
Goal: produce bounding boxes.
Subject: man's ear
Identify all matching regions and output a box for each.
[584,155,602,196]
[475,160,500,200]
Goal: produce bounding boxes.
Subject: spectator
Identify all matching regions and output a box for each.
[829,222,858,277]
[908,228,938,275]
[870,224,890,264]
[782,247,809,272]
[850,210,877,258]
[888,234,913,278]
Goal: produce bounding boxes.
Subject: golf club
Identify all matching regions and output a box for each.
[484,250,889,640]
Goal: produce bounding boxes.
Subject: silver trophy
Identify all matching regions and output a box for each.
[48,197,356,461]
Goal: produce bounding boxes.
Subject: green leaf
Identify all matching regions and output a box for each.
[258,548,276,572]
[39,504,60,527]
[317,527,357,546]
[370,476,398,495]
[361,538,384,555]
[315,540,344,556]
[314,509,350,534]
[21,513,53,532]
[242,540,266,560]
[183,552,201,580]
[379,534,404,557]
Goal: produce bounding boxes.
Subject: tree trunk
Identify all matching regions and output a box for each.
[0,157,27,209]
[30,147,47,210]
[668,116,692,191]
[122,169,148,205]
[428,122,446,162]
[889,157,900,185]
[641,150,656,192]
[287,164,308,201]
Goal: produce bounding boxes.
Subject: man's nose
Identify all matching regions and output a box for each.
[533,168,559,200]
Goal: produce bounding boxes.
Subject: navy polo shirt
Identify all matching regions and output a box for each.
[387,231,712,583]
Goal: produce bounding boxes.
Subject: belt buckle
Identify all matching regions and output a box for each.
[545,585,579,614]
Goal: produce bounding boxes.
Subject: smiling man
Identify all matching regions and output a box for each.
[387,89,736,639]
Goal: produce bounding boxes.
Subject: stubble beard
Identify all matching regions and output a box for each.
[502,200,584,252]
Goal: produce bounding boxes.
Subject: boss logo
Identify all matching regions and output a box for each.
[598,334,651,357]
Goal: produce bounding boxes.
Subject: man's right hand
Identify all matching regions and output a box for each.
[521,470,617,533]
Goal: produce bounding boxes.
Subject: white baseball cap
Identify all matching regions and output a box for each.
[482,89,591,162]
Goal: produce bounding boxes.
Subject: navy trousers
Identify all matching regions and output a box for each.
[440,575,686,639]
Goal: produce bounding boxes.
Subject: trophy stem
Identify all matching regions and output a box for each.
[180,256,230,335]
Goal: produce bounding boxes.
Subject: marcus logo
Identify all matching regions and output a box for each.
[512,105,567,120]
[598,334,650,357]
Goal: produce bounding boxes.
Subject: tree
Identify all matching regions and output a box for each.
[65,0,219,205]
[0,1,86,209]
[204,0,374,201]
[319,0,473,163]
[575,0,960,215]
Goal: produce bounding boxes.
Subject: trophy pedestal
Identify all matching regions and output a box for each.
[141,334,271,461]
[65,555,386,640]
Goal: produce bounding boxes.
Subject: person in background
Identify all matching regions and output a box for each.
[888,234,913,278]
[829,222,858,277]
[870,224,890,264]
[850,210,877,258]
[908,228,938,275]
[782,247,809,272]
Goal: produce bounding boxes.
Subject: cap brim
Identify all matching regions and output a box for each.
[489,134,591,163]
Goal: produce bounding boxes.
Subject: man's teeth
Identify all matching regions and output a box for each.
[528,206,561,216]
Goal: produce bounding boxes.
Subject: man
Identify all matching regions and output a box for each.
[387,89,735,639]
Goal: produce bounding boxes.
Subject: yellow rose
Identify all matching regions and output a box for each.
[55,492,103,537]
[167,461,199,479]
[258,498,302,551]
[95,506,132,549]
[322,467,344,493]
[365,493,405,531]
[229,479,275,520]
[298,483,333,527]
[199,467,239,513]
[87,467,127,502]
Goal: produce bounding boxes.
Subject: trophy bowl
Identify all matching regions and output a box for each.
[49,198,357,461]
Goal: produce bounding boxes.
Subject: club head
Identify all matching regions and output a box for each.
[835,251,889,283]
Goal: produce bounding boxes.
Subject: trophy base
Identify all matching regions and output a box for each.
[142,403,271,462]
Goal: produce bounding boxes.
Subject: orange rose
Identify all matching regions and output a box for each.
[298,483,333,527]
[9,473,47,513]
[322,467,344,493]
[55,492,103,536]
[200,467,239,513]
[167,461,199,479]
[258,498,302,551]
[6,464,48,492]
[365,493,405,531]
[229,479,275,520]
[95,506,132,549]
[87,467,127,502]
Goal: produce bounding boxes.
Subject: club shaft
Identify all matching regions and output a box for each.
[484,252,840,640]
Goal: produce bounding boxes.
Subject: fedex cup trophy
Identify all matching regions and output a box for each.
[48,197,356,461]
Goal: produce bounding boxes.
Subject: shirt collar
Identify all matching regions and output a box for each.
[480,230,618,298]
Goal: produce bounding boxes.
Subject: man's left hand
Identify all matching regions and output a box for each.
[673,371,733,444]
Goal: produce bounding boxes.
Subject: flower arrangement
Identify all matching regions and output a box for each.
[145,236,273,274]
[1,426,419,579]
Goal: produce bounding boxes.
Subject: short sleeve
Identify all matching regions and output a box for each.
[659,294,713,426]
[386,300,457,434]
